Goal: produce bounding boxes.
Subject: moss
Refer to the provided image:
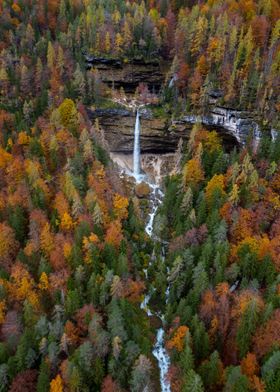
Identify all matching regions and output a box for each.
[91,98,124,110]
[150,104,168,119]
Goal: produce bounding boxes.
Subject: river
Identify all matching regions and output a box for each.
[132,109,171,392]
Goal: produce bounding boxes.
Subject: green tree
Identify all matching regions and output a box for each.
[37,360,50,392]
[183,369,204,392]
[224,366,250,392]
[237,298,262,358]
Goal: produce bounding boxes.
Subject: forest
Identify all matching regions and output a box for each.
[0,0,280,391]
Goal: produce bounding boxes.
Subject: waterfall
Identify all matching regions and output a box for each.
[133,109,141,178]
[130,105,171,391]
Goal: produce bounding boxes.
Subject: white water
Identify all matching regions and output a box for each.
[140,181,171,392]
[108,109,172,390]
[133,110,141,178]
[153,328,171,392]
[128,108,171,391]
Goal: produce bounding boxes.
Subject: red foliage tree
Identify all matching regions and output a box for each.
[252,309,280,359]
[9,369,38,392]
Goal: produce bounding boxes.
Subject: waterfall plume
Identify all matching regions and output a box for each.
[133,109,141,178]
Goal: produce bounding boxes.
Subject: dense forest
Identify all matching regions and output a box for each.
[0,0,280,391]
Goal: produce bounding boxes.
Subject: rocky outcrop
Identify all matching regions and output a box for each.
[89,104,278,152]
[88,107,240,154]
[179,107,263,145]
[88,107,190,153]
[85,56,165,93]
[110,152,177,184]
[85,57,279,147]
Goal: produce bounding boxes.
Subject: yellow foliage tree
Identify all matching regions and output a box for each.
[230,236,259,261]
[58,98,78,129]
[54,192,69,219]
[40,223,54,255]
[204,131,222,152]
[183,158,204,187]
[89,233,99,243]
[229,183,239,205]
[205,174,226,205]
[17,131,30,145]
[7,263,40,310]
[47,41,55,70]
[115,33,123,54]
[25,159,41,184]
[50,374,63,392]
[63,243,72,260]
[0,147,12,169]
[60,212,75,231]
[38,272,49,291]
[105,31,111,53]
[113,194,129,220]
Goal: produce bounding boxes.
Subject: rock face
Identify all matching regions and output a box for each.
[180,107,262,145]
[89,108,190,153]
[85,56,278,148]
[110,152,177,184]
[88,107,240,154]
[86,56,165,93]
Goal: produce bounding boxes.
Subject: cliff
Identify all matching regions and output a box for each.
[88,107,241,154]
[88,107,190,153]
[85,56,165,93]
[85,55,278,151]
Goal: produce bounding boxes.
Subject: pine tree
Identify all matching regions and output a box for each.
[183,369,204,392]
[180,331,194,373]
[47,41,55,70]
[73,64,85,98]
[224,366,250,392]
[130,355,152,392]
[190,315,209,361]
[237,299,262,358]
[37,361,50,392]
[198,351,223,390]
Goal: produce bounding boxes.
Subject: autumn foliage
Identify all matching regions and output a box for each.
[0,0,279,391]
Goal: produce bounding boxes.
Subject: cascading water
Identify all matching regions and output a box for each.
[129,104,171,390]
[133,109,141,179]
[141,183,171,392]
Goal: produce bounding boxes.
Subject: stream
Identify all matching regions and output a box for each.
[133,109,172,391]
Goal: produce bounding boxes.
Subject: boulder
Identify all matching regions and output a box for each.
[135,182,151,198]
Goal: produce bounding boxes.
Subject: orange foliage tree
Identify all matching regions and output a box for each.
[105,220,124,249]
[50,374,63,392]
[167,326,189,352]
[252,309,280,359]
[0,222,19,271]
